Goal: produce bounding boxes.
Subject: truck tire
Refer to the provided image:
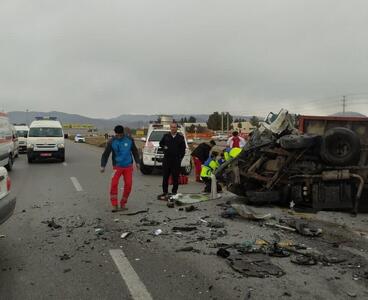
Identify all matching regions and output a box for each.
[279,134,319,149]
[140,162,153,175]
[320,127,360,166]
[5,155,13,171]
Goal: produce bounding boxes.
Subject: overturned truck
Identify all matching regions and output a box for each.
[216,110,368,214]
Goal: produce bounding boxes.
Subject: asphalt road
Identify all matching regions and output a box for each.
[0,140,229,300]
[1,140,368,300]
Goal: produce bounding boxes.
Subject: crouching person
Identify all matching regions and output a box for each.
[200,151,222,193]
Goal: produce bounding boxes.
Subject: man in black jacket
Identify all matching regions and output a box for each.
[191,140,216,182]
[158,123,186,200]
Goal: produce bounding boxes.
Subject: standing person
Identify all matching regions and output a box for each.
[191,140,216,182]
[158,122,186,200]
[227,131,246,148]
[100,125,140,212]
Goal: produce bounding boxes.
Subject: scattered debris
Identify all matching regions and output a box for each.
[217,248,230,258]
[140,217,161,226]
[279,218,323,237]
[291,255,317,266]
[185,205,197,212]
[95,228,104,235]
[59,254,71,261]
[222,204,272,220]
[265,223,296,232]
[121,209,149,216]
[120,232,131,239]
[153,229,163,236]
[42,219,62,230]
[63,268,72,273]
[176,246,194,252]
[227,254,285,278]
[172,226,197,232]
[0,235,5,239]
[207,221,225,229]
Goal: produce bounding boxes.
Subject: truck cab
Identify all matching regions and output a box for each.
[27,117,65,163]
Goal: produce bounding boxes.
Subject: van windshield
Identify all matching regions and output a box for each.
[29,127,63,137]
[17,130,28,137]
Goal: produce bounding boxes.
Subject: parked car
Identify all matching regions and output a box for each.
[11,125,19,158]
[14,124,29,153]
[0,166,16,225]
[140,117,192,175]
[74,134,86,143]
[0,113,15,171]
[27,117,65,163]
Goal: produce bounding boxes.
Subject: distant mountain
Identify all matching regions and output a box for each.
[8,111,255,130]
[331,111,367,117]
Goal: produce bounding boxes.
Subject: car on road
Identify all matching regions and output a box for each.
[27,117,65,163]
[211,134,229,141]
[74,134,86,143]
[14,124,29,153]
[11,125,19,158]
[0,166,16,225]
[0,113,15,171]
[140,122,192,175]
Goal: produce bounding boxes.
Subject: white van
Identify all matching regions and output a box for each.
[27,117,65,163]
[140,122,192,175]
[14,124,29,153]
[0,113,15,171]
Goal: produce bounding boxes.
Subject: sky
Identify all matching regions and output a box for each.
[1,0,368,118]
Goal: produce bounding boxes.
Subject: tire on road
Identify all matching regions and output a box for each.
[5,155,13,171]
[320,127,360,166]
[279,134,319,149]
[140,161,153,175]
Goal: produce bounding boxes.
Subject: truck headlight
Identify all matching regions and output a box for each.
[57,143,65,148]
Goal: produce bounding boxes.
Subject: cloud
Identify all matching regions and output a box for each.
[1,0,368,117]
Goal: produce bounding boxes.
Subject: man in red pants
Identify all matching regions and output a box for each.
[100,125,140,212]
[191,140,216,182]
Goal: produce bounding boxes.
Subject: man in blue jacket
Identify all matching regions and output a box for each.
[100,125,140,212]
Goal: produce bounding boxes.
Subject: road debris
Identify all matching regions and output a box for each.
[120,232,131,239]
[176,246,194,252]
[59,254,71,261]
[121,209,149,216]
[139,217,161,226]
[185,205,197,212]
[222,204,272,220]
[94,228,104,235]
[217,248,230,258]
[153,229,163,236]
[172,226,197,232]
[227,254,285,278]
[42,219,62,230]
[207,221,225,229]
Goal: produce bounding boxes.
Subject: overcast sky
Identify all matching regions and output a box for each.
[1,0,368,118]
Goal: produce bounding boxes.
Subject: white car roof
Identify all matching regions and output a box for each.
[14,125,29,131]
[30,120,62,128]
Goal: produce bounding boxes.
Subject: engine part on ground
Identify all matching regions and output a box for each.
[320,127,361,166]
[279,134,319,150]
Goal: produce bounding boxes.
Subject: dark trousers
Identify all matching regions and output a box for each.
[162,159,181,194]
[201,177,222,193]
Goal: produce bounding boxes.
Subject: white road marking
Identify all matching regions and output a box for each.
[109,249,153,300]
[70,177,83,192]
[63,162,68,166]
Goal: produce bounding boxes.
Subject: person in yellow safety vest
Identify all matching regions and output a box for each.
[223,147,242,161]
[200,151,222,193]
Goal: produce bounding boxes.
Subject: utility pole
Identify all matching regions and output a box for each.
[221,112,224,133]
[342,96,346,115]
[226,112,229,133]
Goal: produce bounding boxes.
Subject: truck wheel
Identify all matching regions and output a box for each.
[5,155,13,171]
[140,163,153,175]
[279,134,319,149]
[320,127,360,166]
